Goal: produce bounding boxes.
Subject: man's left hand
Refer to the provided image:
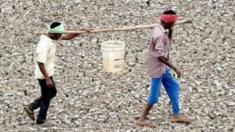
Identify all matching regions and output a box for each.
[174,68,182,78]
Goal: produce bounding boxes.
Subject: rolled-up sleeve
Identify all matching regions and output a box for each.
[36,37,49,63]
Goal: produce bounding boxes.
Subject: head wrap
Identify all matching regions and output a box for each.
[48,22,64,33]
[160,14,178,23]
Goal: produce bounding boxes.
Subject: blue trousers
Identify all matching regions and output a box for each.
[147,69,180,115]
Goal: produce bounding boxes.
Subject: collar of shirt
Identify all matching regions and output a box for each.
[158,24,169,34]
[41,35,53,43]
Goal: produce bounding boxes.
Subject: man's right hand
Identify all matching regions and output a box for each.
[45,78,54,88]
[174,68,181,78]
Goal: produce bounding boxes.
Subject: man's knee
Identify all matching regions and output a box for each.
[173,82,180,91]
[170,79,181,92]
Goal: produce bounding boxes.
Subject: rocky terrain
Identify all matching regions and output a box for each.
[0,0,234,131]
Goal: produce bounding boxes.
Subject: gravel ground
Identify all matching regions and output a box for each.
[0,0,234,131]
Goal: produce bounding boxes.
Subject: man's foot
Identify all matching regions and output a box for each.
[171,114,191,125]
[23,105,35,121]
[36,118,46,124]
[137,119,156,128]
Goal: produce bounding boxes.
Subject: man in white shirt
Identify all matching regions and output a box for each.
[24,21,90,124]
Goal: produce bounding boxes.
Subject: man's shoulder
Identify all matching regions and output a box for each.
[37,35,53,46]
[39,35,52,42]
[152,25,165,38]
[36,35,52,50]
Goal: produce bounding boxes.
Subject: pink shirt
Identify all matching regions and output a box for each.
[147,24,171,78]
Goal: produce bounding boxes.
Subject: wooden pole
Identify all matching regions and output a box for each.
[38,19,192,35]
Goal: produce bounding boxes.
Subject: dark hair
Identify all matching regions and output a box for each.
[50,21,61,29]
[163,10,177,15]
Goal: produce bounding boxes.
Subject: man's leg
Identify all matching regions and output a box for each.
[28,98,42,110]
[137,77,162,128]
[28,83,46,111]
[36,78,51,124]
[37,77,57,124]
[162,69,180,115]
[24,81,45,121]
[162,69,190,124]
[24,97,42,121]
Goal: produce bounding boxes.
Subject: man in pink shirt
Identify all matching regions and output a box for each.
[137,10,190,127]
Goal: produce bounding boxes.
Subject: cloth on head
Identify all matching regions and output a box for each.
[48,23,64,33]
[160,14,178,23]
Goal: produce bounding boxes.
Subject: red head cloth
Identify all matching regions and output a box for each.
[160,14,178,23]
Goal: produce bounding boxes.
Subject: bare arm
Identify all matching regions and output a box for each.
[158,56,176,70]
[157,56,181,78]
[60,33,80,40]
[38,62,54,87]
[38,62,50,79]
[60,28,92,40]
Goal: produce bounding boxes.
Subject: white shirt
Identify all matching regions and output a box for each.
[34,35,57,79]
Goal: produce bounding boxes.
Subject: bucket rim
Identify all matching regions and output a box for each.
[101,40,125,44]
[101,40,125,47]
[100,40,125,51]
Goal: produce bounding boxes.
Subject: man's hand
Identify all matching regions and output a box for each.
[38,62,54,87]
[174,68,181,78]
[45,78,54,88]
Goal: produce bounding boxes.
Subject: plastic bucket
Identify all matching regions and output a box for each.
[101,40,125,73]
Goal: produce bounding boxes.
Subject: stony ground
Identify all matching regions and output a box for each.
[0,0,234,131]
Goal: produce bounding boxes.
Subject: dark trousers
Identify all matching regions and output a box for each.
[29,77,57,119]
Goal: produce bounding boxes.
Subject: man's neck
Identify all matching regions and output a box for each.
[160,23,167,30]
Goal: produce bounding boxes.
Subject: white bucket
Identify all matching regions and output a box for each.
[101,40,125,73]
